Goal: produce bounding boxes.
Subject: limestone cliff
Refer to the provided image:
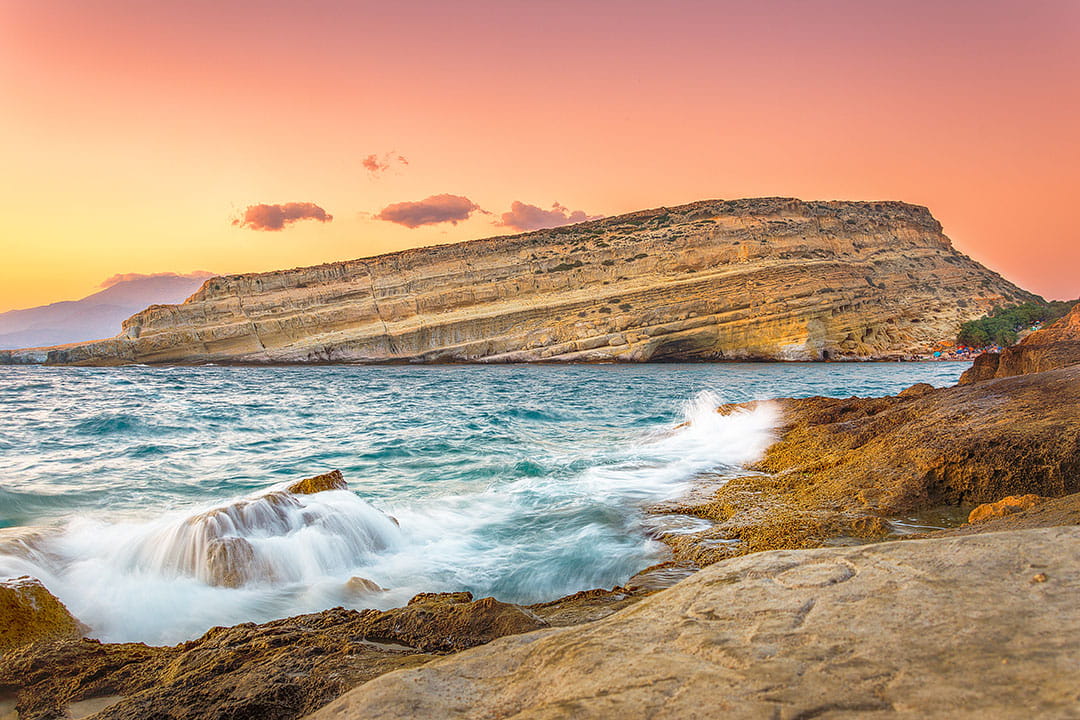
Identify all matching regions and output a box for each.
[23,198,1036,365]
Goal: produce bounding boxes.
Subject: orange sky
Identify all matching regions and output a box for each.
[1,0,1077,312]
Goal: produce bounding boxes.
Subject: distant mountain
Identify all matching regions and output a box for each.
[0,273,214,350]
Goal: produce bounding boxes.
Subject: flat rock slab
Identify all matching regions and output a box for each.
[310,527,1080,719]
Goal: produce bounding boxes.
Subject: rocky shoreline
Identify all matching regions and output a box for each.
[2,305,1079,719]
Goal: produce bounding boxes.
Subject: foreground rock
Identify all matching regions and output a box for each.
[0,576,85,652]
[655,363,1080,565]
[960,302,1080,383]
[310,527,1080,719]
[7,198,1033,365]
[0,591,553,720]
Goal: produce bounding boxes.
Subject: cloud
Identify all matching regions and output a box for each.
[497,201,603,232]
[99,271,215,288]
[363,152,409,176]
[375,194,482,228]
[233,202,333,231]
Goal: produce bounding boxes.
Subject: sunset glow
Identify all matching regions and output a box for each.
[1,0,1077,312]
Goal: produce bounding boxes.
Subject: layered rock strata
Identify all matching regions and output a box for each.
[11,198,1035,365]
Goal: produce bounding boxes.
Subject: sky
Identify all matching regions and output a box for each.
[1,0,1077,312]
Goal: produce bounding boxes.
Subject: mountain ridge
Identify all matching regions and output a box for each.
[0,273,213,350]
[3,198,1037,365]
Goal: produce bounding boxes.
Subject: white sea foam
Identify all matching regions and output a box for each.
[0,391,781,644]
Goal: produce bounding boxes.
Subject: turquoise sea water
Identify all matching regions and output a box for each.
[0,363,966,643]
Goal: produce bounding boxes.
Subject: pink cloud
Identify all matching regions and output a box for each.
[498,201,602,231]
[363,152,409,176]
[375,194,482,228]
[99,271,215,288]
[233,202,333,231]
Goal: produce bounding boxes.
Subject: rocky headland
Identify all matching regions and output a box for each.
[1,198,1035,365]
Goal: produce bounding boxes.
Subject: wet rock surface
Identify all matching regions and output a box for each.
[0,577,85,653]
[0,591,568,720]
[653,363,1080,565]
[310,527,1080,720]
[968,494,1048,524]
[286,470,348,495]
[927,491,1080,538]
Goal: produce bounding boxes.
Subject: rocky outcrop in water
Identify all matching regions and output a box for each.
[959,302,1080,383]
[652,364,1080,566]
[287,469,348,494]
[310,527,1080,720]
[8,198,1035,365]
[0,576,85,652]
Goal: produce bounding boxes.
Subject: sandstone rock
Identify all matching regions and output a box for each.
[960,303,1080,383]
[526,587,641,627]
[309,527,1080,720]
[922,491,1080,539]
[0,588,557,720]
[344,577,385,597]
[898,381,935,397]
[204,536,258,588]
[0,608,432,720]
[20,199,1034,365]
[967,494,1048,524]
[287,469,348,495]
[656,364,1080,564]
[0,576,85,652]
[358,592,547,653]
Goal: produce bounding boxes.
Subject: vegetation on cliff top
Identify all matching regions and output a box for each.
[958,299,1078,347]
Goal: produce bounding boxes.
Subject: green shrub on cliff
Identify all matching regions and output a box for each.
[958,300,1078,347]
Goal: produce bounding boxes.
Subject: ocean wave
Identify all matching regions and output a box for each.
[0,363,966,644]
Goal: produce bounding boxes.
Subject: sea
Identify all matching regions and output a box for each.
[0,362,967,645]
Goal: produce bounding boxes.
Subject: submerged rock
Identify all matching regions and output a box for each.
[344,576,385,597]
[310,527,1080,719]
[205,536,259,588]
[132,474,396,590]
[0,576,85,652]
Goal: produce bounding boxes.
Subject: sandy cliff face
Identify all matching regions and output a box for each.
[35,198,1035,365]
